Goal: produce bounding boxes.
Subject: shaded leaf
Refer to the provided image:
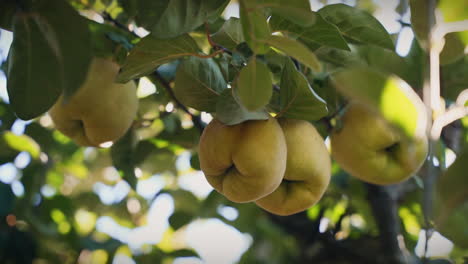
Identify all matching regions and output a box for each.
[33,0,92,100]
[211,17,245,50]
[0,0,15,31]
[440,32,466,65]
[318,4,394,50]
[117,34,199,82]
[169,211,194,230]
[111,128,138,189]
[169,249,200,258]
[216,89,270,125]
[270,13,349,51]
[279,59,327,121]
[174,57,226,112]
[0,183,15,216]
[7,13,64,120]
[7,0,92,120]
[409,0,432,48]
[264,35,322,72]
[236,57,273,111]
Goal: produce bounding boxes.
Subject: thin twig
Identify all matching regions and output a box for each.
[204,22,233,55]
[152,71,205,132]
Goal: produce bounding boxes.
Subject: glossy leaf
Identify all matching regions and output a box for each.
[117,34,199,82]
[264,35,322,72]
[211,17,245,50]
[174,57,226,112]
[279,59,328,121]
[236,57,273,111]
[239,0,271,54]
[216,89,270,125]
[331,67,427,139]
[318,4,394,50]
[270,13,349,51]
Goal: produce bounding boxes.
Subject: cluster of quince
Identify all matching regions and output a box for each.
[198,101,428,216]
[199,116,331,216]
[49,57,428,217]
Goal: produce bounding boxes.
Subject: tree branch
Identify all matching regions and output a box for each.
[366,184,408,264]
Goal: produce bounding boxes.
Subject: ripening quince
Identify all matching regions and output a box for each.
[255,118,331,216]
[49,57,138,147]
[330,103,428,185]
[198,117,287,203]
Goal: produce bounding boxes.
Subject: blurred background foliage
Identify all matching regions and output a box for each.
[0,0,467,263]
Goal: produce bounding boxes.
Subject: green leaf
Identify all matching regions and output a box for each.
[440,32,466,65]
[355,45,415,87]
[0,183,15,216]
[239,0,271,54]
[438,0,468,22]
[314,46,364,67]
[236,57,273,111]
[263,0,316,27]
[215,89,270,125]
[331,67,427,139]
[111,128,138,189]
[33,0,92,100]
[6,0,92,120]
[134,0,170,29]
[279,59,327,121]
[441,55,468,101]
[117,34,199,82]
[88,20,137,59]
[409,0,433,49]
[168,249,200,258]
[211,17,245,50]
[318,4,394,50]
[264,35,322,72]
[0,0,15,31]
[270,13,349,51]
[142,0,230,38]
[3,131,40,159]
[0,101,16,131]
[7,13,64,120]
[169,211,194,230]
[174,57,226,112]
